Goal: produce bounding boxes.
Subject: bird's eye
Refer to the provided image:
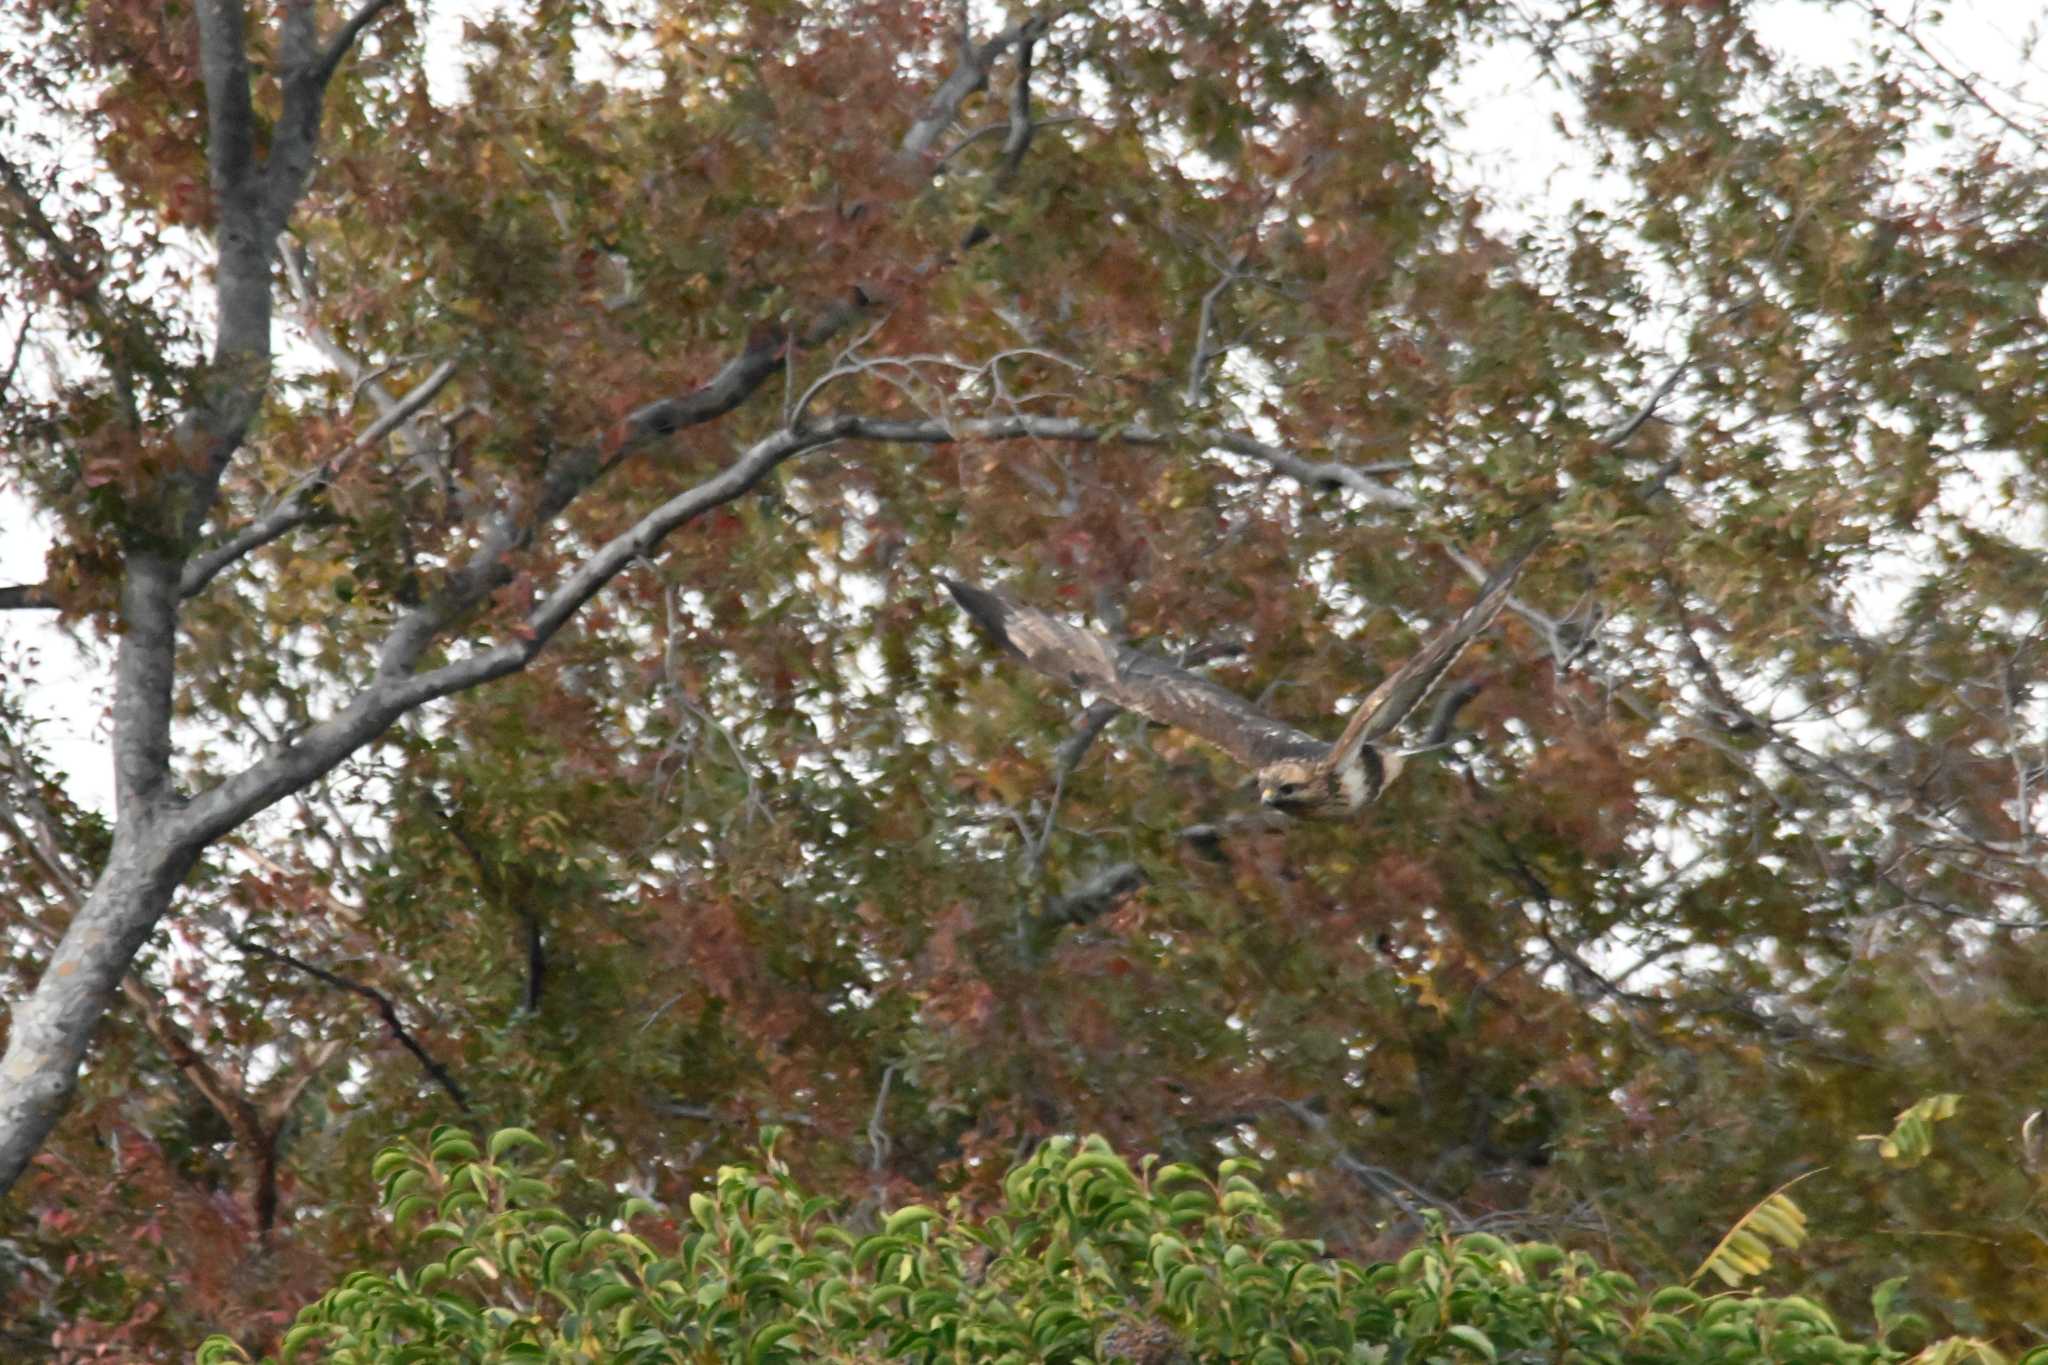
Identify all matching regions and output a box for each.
[1278,783,1297,795]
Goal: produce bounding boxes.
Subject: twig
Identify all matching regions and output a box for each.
[0,583,57,611]
[866,1064,897,1172]
[0,308,30,400]
[899,14,1058,165]
[181,358,460,598]
[314,0,401,87]
[994,22,1051,190]
[1855,0,2048,155]
[1595,352,1689,448]
[934,115,1089,173]
[1273,1097,1471,1234]
[235,937,470,1111]
[1024,700,1120,884]
[1184,257,1247,406]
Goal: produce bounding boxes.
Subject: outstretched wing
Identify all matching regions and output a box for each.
[944,577,1325,769]
[1326,533,1542,768]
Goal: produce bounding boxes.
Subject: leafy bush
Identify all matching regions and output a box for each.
[201,1128,2022,1364]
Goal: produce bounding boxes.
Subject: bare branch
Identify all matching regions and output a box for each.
[167,419,843,855]
[1184,260,1246,406]
[932,121,1014,171]
[1595,352,1689,448]
[1274,1096,1469,1234]
[180,359,460,598]
[0,149,142,419]
[1206,430,1424,508]
[1020,700,1120,890]
[993,25,1045,188]
[0,583,57,611]
[315,0,401,88]
[235,937,470,1112]
[1853,0,2048,155]
[824,411,1424,509]
[1179,810,1291,861]
[0,737,314,1231]
[196,1,258,209]
[603,326,795,462]
[0,307,30,399]
[1047,701,1123,797]
[899,13,1057,163]
[0,1,1043,1201]
[0,801,85,916]
[935,116,1088,173]
[439,800,547,1017]
[0,727,90,905]
[1416,678,1485,750]
[865,1064,897,1173]
[1443,546,1579,664]
[654,660,769,834]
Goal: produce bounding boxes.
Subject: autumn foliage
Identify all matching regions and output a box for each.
[2,0,2047,1358]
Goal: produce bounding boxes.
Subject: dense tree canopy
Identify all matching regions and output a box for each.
[1,0,2046,1356]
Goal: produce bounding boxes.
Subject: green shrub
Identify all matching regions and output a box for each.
[200,1128,2027,1364]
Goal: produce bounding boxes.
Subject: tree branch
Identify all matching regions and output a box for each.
[1021,700,1119,888]
[0,734,307,1232]
[180,359,460,598]
[440,800,546,1017]
[168,419,844,854]
[1417,678,1485,750]
[823,412,1423,507]
[1206,430,1423,507]
[0,583,57,611]
[315,0,401,88]
[110,555,181,818]
[1853,0,2048,156]
[0,303,33,400]
[0,7,1089,1201]
[0,148,143,421]
[899,13,1057,164]
[197,1,257,198]
[993,24,1046,188]
[235,937,470,1112]
[1273,1096,1470,1234]
[1184,259,1245,406]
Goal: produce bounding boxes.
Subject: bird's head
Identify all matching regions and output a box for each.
[1260,748,1409,818]
[1257,760,1332,816]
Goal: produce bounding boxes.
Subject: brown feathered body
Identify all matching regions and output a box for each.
[944,537,1538,819]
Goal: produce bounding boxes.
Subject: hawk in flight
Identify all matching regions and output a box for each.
[944,538,1539,819]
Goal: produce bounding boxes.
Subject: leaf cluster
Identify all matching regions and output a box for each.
[203,1129,1996,1365]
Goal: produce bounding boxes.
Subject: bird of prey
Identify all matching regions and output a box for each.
[943,537,1539,819]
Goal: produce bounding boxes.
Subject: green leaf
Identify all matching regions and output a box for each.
[747,1321,801,1363]
[882,1203,940,1237]
[1445,1324,1497,1361]
[1871,1095,1964,1167]
[1691,1174,1817,1289]
[430,1130,481,1164]
[488,1126,549,1161]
